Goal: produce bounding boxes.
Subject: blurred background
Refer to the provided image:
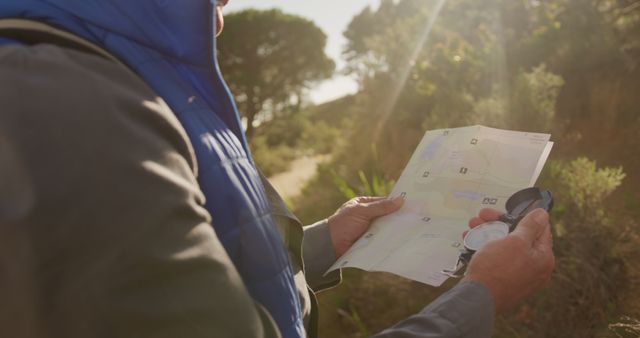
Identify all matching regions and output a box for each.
[219,0,640,337]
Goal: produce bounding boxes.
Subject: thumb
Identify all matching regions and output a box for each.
[511,208,549,245]
[356,196,404,219]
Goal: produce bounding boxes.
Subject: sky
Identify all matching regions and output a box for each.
[224,0,380,103]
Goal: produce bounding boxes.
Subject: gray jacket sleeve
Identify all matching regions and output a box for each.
[372,281,495,338]
[0,44,281,338]
[302,219,339,289]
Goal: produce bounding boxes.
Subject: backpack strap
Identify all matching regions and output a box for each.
[0,18,127,68]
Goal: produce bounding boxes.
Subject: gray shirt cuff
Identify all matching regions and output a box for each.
[372,281,495,338]
[302,219,340,290]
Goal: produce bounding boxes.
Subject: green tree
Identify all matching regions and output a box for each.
[218,9,335,139]
[473,64,565,133]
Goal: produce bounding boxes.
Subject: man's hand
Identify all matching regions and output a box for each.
[462,208,555,313]
[327,196,404,258]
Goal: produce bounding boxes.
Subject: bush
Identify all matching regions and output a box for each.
[250,136,298,177]
[493,157,634,337]
[301,120,343,155]
[305,156,638,338]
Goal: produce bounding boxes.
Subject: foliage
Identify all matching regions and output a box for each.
[254,113,307,148]
[249,135,297,177]
[332,170,395,200]
[609,317,640,338]
[293,163,350,223]
[303,156,636,338]
[300,120,343,155]
[472,64,565,132]
[549,157,626,221]
[218,9,335,139]
[507,64,565,132]
[493,158,632,337]
[248,111,344,176]
[340,0,640,150]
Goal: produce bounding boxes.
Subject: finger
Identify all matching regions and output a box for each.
[355,196,387,204]
[478,208,502,222]
[534,224,555,277]
[357,196,404,219]
[468,217,485,229]
[468,208,502,228]
[534,221,553,252]
[511,208,549,246]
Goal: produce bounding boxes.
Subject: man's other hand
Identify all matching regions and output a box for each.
[327,196,404,257]
[463,208,555,313]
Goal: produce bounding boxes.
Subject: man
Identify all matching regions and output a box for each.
[0,1,554,337]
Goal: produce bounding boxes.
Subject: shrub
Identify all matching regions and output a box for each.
[250,136,298,177]
[494,157,633,337]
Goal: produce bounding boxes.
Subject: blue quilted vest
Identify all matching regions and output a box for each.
[0,1,304,337]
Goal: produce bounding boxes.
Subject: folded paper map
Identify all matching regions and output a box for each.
[326,125,553,286]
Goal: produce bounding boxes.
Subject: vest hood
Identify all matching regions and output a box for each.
[2,0,215,66]
[0,0,247,145]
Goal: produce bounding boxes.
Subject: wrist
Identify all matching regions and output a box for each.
[462,273,506,313]
[326,216,343,257]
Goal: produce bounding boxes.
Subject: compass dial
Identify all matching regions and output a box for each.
[464,221,510,251]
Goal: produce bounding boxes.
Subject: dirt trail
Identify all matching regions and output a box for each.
[268,155,329,200]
